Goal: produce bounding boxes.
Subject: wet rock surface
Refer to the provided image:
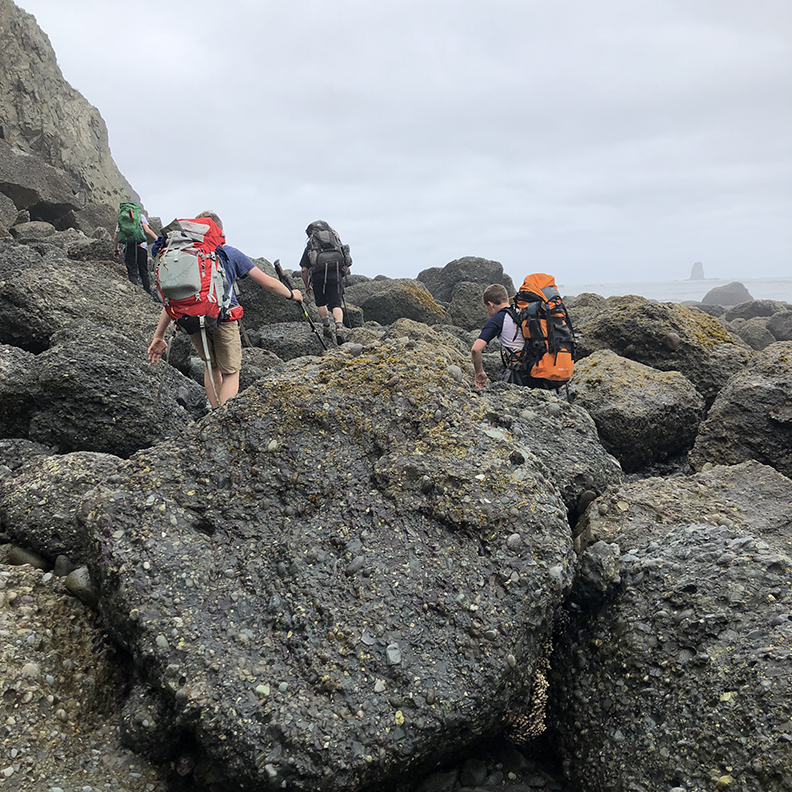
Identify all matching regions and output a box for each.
[691,341,792,478]
[76,339,612,791]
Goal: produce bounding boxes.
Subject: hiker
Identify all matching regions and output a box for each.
[299,220,352,342]
[147,211,302,408]
[471,278,575,390]
[471,284,525,389]
[113,202,159,293]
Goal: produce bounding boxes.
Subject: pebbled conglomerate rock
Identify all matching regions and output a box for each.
[77,338,621,791]
[550,523,792,792]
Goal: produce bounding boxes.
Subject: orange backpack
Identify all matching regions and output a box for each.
[503,273,576,382]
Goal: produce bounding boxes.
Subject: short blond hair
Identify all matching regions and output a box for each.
[196,211,223,230]
[482,283,509,305]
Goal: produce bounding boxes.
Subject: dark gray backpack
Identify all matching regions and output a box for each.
[305,220,352,273]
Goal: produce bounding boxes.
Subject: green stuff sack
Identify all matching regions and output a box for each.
[117,202,146,244]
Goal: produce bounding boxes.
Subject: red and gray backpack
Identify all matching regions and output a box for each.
[154,217,242,335]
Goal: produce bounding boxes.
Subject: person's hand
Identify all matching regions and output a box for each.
[147,337,167,364]
[305,283,313,297]
[474,370,488,389]
[114,249,119,258]
[291,289,304,304]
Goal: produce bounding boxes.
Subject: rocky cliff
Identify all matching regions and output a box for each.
[0,0,137,233]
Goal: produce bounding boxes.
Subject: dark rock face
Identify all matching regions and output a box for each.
[2,323,206,457]
[417,257,516,303]
[691,341,792,478]
[701,281,753,305]
[569,350,704,473]
[575,298,750,406]
[551,521,792,792]
[0,240,161,353]
[0,451,121,563]
[76,339,621,791]
[0,437,53,471]
[249,321,329,361]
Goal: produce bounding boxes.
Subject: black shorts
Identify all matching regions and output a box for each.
[311,271,343,310]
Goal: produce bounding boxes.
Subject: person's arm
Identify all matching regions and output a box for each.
[471,338,489,389]
[142,222,159,242]
[246,266,303,303]
[298,249,312,294]
[113,229,119,258]
[147,308,172,363]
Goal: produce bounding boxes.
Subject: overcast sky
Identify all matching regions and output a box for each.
[17,0,792,287]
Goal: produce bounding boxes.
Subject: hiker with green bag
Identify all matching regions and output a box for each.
[114,201,159,293]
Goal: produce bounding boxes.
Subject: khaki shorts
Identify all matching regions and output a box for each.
[190,320,242,374]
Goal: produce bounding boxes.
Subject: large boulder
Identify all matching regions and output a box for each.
[2,323,207,457]
[768,310,792,342]
[417,257,516,303]
[249,321,329,360]
[445,281,491,331]
[551,519,792,792]
[0,451,122,563]
[0,138,81,222]
[569,350,705,473]
[575,298,751,406]
[691,341,792,478]
[724,299,790,322]
[701,281,753,305]
[733,315,778,350]
[575,459,792,553]
[0,240,160,352]
[0,342,37,437]
[0,0,137,226]
[355,280,450,326]
[0,437,53,472]
[77,337,620,791]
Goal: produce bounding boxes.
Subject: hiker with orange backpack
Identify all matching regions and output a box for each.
[471,275,575,391]
[146,211,302,408]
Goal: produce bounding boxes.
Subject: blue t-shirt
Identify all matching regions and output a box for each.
[221,245,255,308]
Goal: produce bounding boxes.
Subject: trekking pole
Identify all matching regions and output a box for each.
[273,259,328,351]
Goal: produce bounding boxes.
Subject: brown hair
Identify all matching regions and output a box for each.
[196,211,223,230]
[482,283,509,305]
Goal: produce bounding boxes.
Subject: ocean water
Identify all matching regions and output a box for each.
[557,277,792,304]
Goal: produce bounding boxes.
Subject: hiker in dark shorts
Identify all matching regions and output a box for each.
[299,220,351,343]
[114,209,158,293]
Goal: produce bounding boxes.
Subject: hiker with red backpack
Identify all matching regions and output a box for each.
[113,201,159,294]
[146,211,302,408]
[471,275,575,391]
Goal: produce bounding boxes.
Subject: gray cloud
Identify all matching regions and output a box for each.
[19,0,792,284]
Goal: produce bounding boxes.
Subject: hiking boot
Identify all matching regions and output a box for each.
[335,323,347,343]
[322,322,333,339]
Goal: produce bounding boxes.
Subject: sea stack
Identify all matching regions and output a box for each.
[689,261,705,280]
